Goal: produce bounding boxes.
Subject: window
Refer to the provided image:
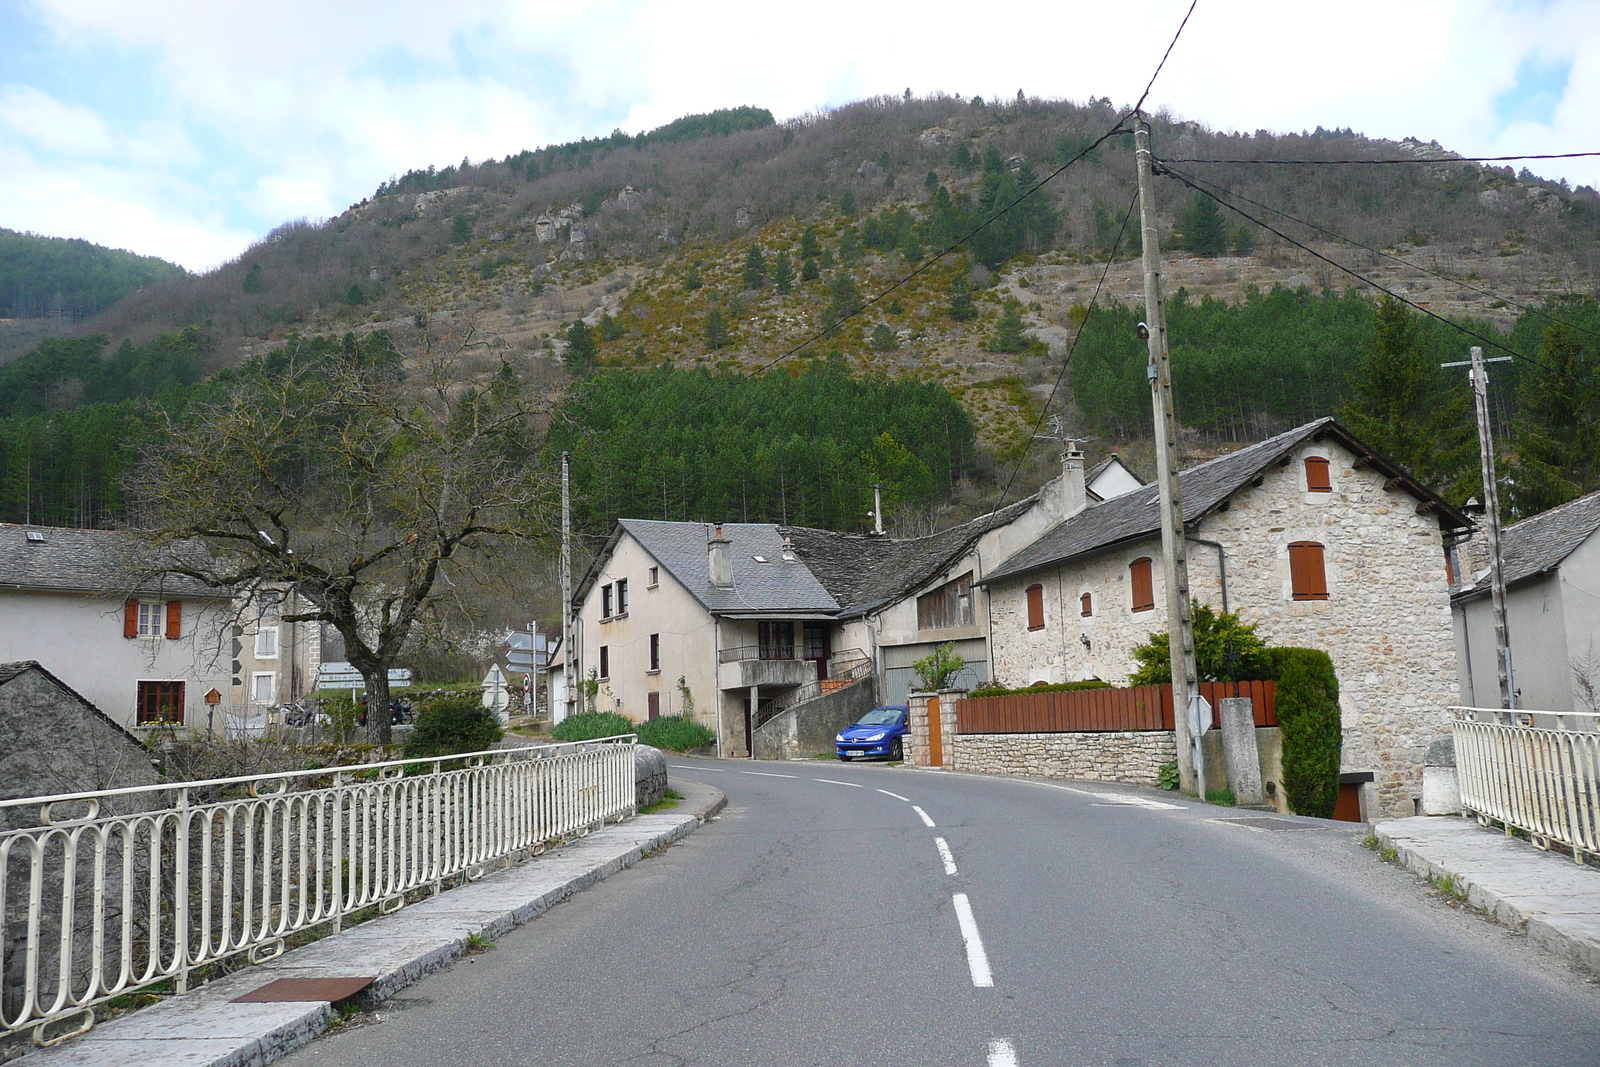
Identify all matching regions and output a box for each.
[251,672,276,703]
[1289,541,1329,600]
[616,578,628,614]
[1080,592,1093,617]
[1025,584,1045,631]
[136,680,185,725]
[758,620,794,659]
[1304,456,1332,492]
[648,566,659,588]
[255,626,279,658]
[601,584,613,618]
[917,572,975,630]
[1129,558,1155,612]
[126,599,181,639]
[649,633,660,672]
[599,645,610,678]
[139,601,163,637]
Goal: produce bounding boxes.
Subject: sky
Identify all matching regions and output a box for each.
[0,0,1594,272]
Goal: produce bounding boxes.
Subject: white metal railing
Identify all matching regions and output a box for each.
[0,736,636,1046]
[1452,706,1600,865]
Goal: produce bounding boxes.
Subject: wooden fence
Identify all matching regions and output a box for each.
[956,680,1277,735]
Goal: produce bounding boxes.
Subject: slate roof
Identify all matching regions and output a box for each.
[1455,488,1600,600]
[0,525,219,598]
[783,496,1038,615]
[981,418,1470,586]
[0,659,153,754]
[613,519,840,615]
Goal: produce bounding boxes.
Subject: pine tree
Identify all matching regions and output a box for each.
[947,277,976,322]
[1340,296,1474,497]
[564,319,598,373]
[241,262,263,294]
[837,191,856,217]
[869,323,899,351]
[988,300,1028,353]
[1508,318,1600,517]
[704,308,729,351]
[450,214,473,244]
[800,257,820,282]
[772,250,793,294]
[825,275,861,329]
[742,244,767,290]
[1174,193,1228,257]
[800,227,820,260]
[1231,225,1255,256]
[683,261,702,291]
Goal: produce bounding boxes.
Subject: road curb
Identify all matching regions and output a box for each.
[20,778,727,1067]
[1374,816,1600,978]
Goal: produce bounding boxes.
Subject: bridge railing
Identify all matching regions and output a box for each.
[0,736,636,1046]
[1453,706,1600,864]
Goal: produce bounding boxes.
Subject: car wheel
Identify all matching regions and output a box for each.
[889,738,903,761]
[838,754,854,762]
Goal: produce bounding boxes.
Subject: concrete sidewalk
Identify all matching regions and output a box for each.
[21,778,726,1067]
[1375,815,1600,977]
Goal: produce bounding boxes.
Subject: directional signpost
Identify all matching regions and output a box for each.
[316,662,413,691]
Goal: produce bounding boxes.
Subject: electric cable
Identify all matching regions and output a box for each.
[1162,151,1600,166]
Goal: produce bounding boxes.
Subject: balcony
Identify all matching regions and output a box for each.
[717,645,813,690]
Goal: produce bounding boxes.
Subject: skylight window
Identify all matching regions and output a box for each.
[24,531,45,544]
[751,555,770,564]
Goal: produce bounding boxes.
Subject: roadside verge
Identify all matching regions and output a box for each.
[1375,815,1600,977]
[21,777,726,1067]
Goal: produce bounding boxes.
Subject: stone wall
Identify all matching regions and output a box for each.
[986,436,1460,819]
[950,730,1176,784]
[753,676,878,760]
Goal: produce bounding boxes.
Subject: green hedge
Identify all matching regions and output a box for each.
[967,680,1111,699]
[550,711,635,742]
[1269,647,1341,819]
[402,693,503,760]
[635,715,716,752]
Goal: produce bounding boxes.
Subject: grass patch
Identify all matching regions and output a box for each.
[635,715,716,752]
[1205,788,1237,807]
[550,711,634,742]
[465,931,495,954]
[638,788,684,815]
[812,752,839,760]
[1431,873,1469,902]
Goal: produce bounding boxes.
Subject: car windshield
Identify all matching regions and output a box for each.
[854,707,903,726]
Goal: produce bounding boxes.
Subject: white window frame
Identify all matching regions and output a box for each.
[255,625,280,659]
[137,601,165,638]
[250,671,277,704]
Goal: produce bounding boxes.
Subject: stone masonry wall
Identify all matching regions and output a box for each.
[987,437,1459,819]
[950,730,1177,784]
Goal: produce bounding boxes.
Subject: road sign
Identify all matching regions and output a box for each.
[316,662,413,690]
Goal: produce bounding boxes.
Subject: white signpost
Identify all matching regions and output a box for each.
[481,663,511,722]
[316,662,413,691]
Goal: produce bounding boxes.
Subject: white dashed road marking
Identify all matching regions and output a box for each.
[912,805,937,827]
[987,1038,1019,1066]
[1060,786,1185,810]
[742,771,797,778]
[934,837,959,876]
[813,778,863,788]
[952,893,994,987]
[876,788,911,802]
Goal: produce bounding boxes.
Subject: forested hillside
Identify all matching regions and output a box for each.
[0,228,184,323]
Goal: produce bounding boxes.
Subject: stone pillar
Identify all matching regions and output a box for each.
[1421,735,1461,815]
[747,684,759,758]
[1218,697,1264,807]
[906,692,934,766]
[936,688,967,770]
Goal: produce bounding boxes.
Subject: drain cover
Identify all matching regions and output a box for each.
[232,977,376,1003]
[1221,817,1319,832]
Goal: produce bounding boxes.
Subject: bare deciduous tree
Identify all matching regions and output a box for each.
[126,319,556,742]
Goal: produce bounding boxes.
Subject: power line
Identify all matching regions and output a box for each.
[1161,151,1600,167]
[1157,161,1600,345]
[1157,162,1600,400]
[1132,0,1199,116]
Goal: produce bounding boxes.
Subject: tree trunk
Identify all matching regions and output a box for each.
[363,669,392,745]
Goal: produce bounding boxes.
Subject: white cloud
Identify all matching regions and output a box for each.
[4,0,1597,270]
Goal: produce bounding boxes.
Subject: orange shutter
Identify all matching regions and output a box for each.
[124,599,139,639]
[165,600,182,639]
[1080,592,1092,617]
[1304,456,1332,492]
[1130,558,1154,611]
[1026,585,1045,631]
[1289,542,1328,600]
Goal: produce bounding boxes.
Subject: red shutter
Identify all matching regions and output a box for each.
[124,599,139,639]
[1130,558,1155,612]
[1289,542,1328,600]
[1080,592,1093,617]
[165,600,182,639]
[1026,585,1045,631]
[1304,456,1332,492]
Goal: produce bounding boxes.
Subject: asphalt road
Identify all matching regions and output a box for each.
[280,760,1600,1067]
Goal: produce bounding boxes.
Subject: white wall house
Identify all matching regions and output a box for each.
[1451,489,1600,712]
[977,420,1471,820]
[230,586,324,714]
[0,525,232,733]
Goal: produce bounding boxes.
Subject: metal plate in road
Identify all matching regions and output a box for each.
[233,977,376,1003]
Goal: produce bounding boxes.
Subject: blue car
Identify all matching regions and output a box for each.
[835,705,909,762]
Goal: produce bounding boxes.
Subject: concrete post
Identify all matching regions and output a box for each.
[1218,697,1264,807]
[1421,735,1461,815]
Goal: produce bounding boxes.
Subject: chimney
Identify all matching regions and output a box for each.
[708,523,733,587]
[1063,441,1087,516]
[780,536,797,563]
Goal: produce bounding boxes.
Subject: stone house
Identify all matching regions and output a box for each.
[229,585,324,716]
[567,454,1141,758]
[1451,488,1600,712]
[0,525,231,733]
[977,418,1470,819]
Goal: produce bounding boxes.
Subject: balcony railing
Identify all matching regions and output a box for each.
[718,644,798,663]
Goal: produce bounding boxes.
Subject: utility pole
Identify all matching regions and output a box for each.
[1135,120,1205,794]
[560,451,574,722]
[1442,346,1516,708]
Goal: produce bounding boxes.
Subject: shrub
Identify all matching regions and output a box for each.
[1271,647,1341,819]
[911,642,965,691]
[403,693,503,760]
[967,680,1110,698]
[550,711,635,742]
[1129,601,1273,684]
[635,715,716,752]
